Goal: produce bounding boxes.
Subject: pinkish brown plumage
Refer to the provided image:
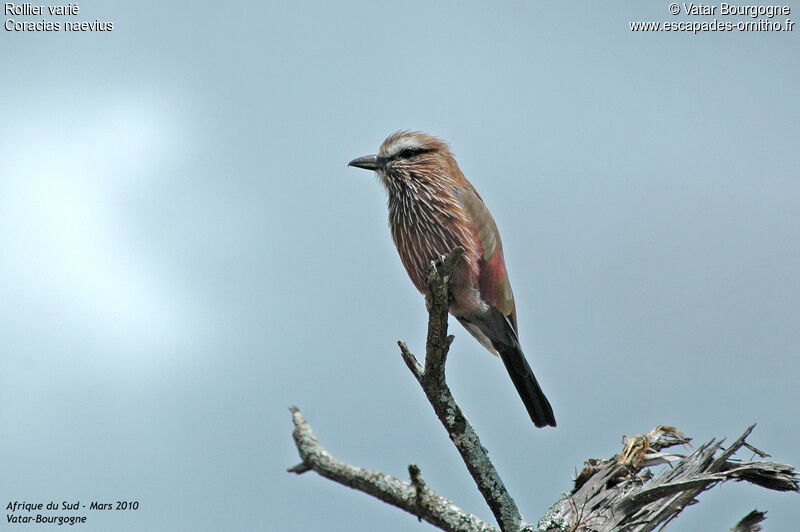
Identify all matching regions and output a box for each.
[349,131,556,428]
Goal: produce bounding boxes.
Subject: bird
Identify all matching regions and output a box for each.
[348,131,556,428]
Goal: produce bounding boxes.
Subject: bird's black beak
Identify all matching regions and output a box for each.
[348,154,382,171]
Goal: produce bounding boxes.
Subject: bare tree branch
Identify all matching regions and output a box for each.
[288,248,798,532]
[288,406,497,532]
[730,510,766,532]
[398,248,530,532]
[539,426,799,532]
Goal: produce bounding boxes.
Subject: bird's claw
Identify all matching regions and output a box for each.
[430,254,447,272]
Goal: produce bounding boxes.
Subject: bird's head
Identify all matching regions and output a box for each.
[348,131,457,190]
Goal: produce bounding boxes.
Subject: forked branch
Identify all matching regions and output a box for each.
[398,248,529,532]
[288,406,496,532]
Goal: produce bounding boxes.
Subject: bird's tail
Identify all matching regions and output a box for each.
[457,308,556,428]
[497,341,556,428]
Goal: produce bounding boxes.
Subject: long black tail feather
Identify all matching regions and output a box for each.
[457,307,556,428]
[497,342,556,428]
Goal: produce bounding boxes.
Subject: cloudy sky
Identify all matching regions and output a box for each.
[2,2,798,530]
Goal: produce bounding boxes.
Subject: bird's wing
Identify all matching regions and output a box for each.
[453,186,518,334]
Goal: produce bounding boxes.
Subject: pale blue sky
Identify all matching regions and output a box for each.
[2,2,798,531]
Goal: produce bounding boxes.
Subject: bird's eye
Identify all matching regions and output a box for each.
[397,147,430,159]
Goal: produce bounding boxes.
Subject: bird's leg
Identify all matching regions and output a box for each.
[425,248,465,311]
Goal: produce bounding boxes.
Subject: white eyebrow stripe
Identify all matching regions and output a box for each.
[382,135,425,158]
